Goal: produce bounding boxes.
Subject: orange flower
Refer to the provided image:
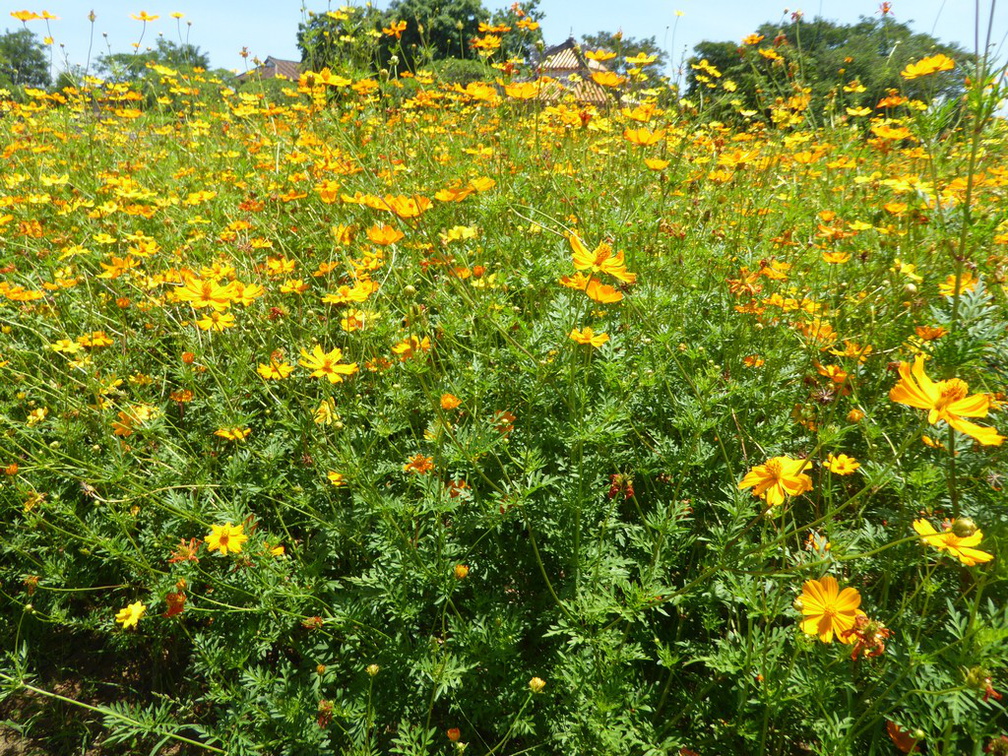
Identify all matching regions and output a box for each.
[505,81,539,99]
[585,278,623,304]
[886,721,922,753]
[912,518,993,566]
[392,335,431,360]
[299,345,359,383]
[366,224,404,246]
[440,393,461,410]
[738,456,813,508]
[383,19,407,38]
[889,356,1003,446]
[569,327,609,347]
[569,234,636,283]
[824,453,859,475]
[381,194,432,219]
[591,71,626,88]
[404,454,434,474]
[623,127,666,146]
[901,53,954,79]
[798,576,861,643]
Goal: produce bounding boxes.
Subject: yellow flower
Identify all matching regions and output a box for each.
[738,456,813,508]
[299,345,358,383]
[206,523,248,555]
[798,576,861,643]
[938,271,977,297]
[26,407,48,426]
[257,360,294,380]
[825,453,860,475]
[569,235,636,284]
[326,471,346,487]
[900,53,955,79]
[314,398,339,426]
[569,327,609,348]
[912,519,993,566]
[195,311,236,331]
[214,427,251,442]
[365,224,404,246]
[131,11,160,21]
[115,601,146,629]
[176,277,236,310]
[889,356,1004,446]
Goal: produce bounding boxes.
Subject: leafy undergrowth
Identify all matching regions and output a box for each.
[1,46,1007,756]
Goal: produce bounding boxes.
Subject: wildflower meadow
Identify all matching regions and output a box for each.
[1,5,1007,755]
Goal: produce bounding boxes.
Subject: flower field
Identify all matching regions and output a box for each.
[1,36,1007,756]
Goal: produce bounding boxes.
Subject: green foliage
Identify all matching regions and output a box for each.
[687,15,964,123]
[97,38,210,82]
[0,28,50,89]
[428,57,494,85]
[1,26,1007,756]
[581,30,669,79]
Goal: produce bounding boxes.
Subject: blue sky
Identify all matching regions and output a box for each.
[4,1,1005,77]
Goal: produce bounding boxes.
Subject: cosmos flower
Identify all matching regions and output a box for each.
[900,53,955,80]
[569,327,609,347]
[824,453,860,475]
[205,523,248,556]
[115,601,147,629]
[912,519,993,566]
[798,576,861,643]
[299,345,359,383]
[889,356,1003,446]
[738,456,813,508]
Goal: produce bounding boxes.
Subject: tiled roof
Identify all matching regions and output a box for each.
[237,56,300,83]
[538,37,609,74]
[536,76,611,106]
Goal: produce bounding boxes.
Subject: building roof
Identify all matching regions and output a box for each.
[533,37,613,105]
[237,56,300,83]
[538,37,608,73]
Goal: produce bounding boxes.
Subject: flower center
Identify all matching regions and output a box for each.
[934,379,969,411]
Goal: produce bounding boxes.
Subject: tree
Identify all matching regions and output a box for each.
[686,15,964,122]
[379,0,490,70]
[97,38,210,82]
[299,0,492,73]
[297,5,386,74]
[0,28,50,89]
[580,30,669,80]
[488,1,545,63]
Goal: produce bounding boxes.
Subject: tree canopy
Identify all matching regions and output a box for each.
[580,30,669,79]
[97,38,210,82]
[687,16,964,122]
[0,28,50,89]
[298,1,543,75]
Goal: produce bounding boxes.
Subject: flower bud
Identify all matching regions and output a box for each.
[454,564,469,579]
[447,727,461,741]
[366,663,380,677]
[952,517,976,538]
[528,676,545,693]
